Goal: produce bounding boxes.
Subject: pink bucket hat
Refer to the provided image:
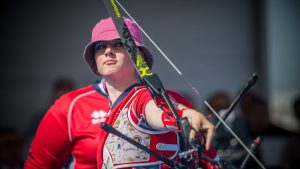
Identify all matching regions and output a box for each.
[83,17,153,76]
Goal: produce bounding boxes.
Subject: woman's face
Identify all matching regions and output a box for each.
[94,39,137,79]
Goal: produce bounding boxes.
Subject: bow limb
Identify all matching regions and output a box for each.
[101,0,192,167]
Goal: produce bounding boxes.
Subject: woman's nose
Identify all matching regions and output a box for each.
[104,46,114,57]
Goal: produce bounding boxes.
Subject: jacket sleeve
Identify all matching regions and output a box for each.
[24,96,72,168]
[134,88,195,118]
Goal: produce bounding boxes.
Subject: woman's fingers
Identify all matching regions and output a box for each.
[203,124,215,150]
[188,119,215,151]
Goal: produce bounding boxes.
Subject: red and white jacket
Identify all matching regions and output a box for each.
[24,80,217,169]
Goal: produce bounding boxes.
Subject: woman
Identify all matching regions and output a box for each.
[24,17,215,169]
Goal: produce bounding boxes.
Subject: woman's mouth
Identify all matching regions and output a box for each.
[104,60,117,65]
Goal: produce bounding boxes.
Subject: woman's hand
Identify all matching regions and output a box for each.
[182,108,215,150]
[145,100,215,151]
